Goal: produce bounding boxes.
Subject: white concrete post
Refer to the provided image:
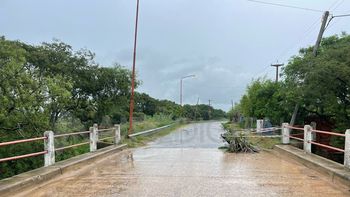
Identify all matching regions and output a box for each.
[344,130,350,168]
[256,119,264,133]
[44,131,55,167]
[90,124,98,152]
[282,123,290,144]
[114,124,121,145]
[304,125,312,153]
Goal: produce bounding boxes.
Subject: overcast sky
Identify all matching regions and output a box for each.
[1,0,350,111]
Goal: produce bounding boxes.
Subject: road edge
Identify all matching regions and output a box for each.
[272,144,350,189]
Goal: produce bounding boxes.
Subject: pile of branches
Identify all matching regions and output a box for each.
[221,131,259,153]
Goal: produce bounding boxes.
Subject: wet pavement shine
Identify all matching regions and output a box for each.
[15,122,349,197]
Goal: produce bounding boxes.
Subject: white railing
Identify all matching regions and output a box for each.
[0,124,121,167]
[280,123,350,169]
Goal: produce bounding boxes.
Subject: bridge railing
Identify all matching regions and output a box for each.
[0,124,121,167]
[281,123,350,169]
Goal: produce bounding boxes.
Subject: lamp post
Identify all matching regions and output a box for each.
[128,0,140,135]
[180,75,195,106]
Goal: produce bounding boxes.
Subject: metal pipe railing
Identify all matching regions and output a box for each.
[311,129,345,137]
[281,122,350,168]
[251,127,282,134]
[0,136,47,147]
[308,141,344,152]
[98,136,115,141]
[54,131,90,138]
[0,124,121,167]
[55,141,90,151]
[289,135,304,141]
[97,128,113,132]
[0,151,48,162]
[285,125,305,131]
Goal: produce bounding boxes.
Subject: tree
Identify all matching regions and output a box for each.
[239,79,291,125]
[283,33,350,130]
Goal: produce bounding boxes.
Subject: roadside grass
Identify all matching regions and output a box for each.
[121,122,186,148]
[98,115,188,148]
[120,114,174,137]
[249,136,280,149]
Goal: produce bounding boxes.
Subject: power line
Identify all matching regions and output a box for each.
[276,17,321,61]
[329,0,344,12]
[325,13,350,31]
[247,0,324,13]
[249,0,346,79]
[333,13,350,18]
[328,0,343,11]
[325,16,341,32]
[276,0,344,61]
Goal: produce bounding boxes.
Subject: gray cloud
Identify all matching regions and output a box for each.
[1,0,350,110]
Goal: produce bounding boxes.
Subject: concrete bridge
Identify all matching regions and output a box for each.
[1,122,350,196]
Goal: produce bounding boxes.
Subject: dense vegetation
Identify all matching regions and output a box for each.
[229,33,350,151]
[0,37,226,179]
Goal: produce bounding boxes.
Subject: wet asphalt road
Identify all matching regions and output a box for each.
[16,122,349,197]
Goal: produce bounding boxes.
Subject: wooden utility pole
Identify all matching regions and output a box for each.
[128,0,140,135]
[313,11,330,57]
[289,11,329,126]
[195,97,200,120]
[271,63,284,82]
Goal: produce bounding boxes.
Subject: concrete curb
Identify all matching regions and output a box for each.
[0,144,127,196]
[273,144,350,188]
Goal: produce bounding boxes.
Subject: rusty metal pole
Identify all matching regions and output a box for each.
[128,0,140,135]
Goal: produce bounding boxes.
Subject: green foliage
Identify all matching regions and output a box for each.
[283,33,350,130]
[0,36,226,179]
[237,33,350,130]
[182,104,226,120]
[0,37,135,179]
[234,33,350,150]
[239,79,292,125]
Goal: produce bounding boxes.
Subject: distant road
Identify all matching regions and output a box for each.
[16,122,348,197]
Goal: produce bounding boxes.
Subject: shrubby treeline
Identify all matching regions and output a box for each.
[229,33,350,148]
[0,37,226,178]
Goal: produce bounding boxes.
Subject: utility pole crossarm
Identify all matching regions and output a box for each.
[271,63,284,82]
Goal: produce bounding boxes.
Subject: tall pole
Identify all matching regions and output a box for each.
[195,97,200,120]
[313,11,329,57]
[179,75,195,106]
[290,11,329,126]
[128,0,140,135]
[180,79,183,106]
[208,99,212,120]
[271,63,283,82]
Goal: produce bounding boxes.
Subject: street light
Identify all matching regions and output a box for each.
[180,75,195,106]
